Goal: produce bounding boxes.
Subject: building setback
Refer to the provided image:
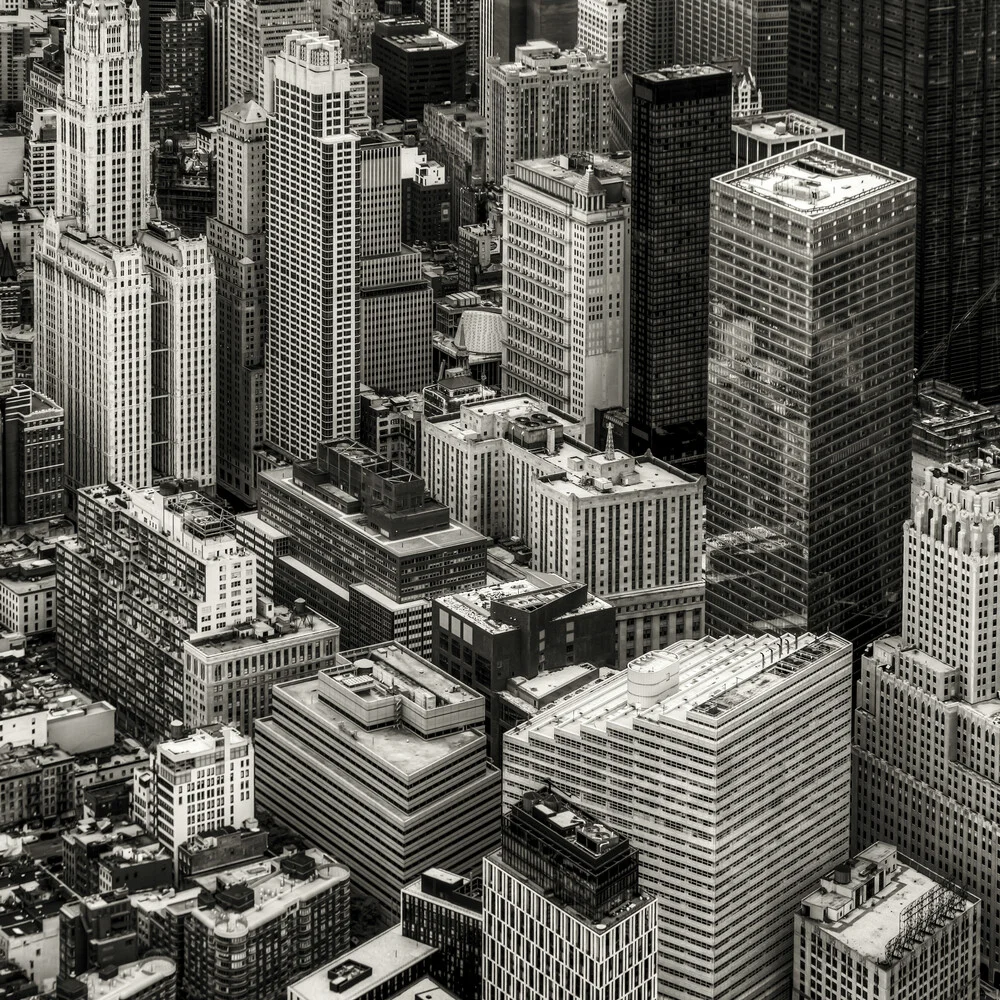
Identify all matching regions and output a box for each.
[254,643,501,917]
[503,632,853,1000]
[706,143,915,649]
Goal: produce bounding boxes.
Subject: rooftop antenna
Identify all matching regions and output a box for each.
[604,424,616,461]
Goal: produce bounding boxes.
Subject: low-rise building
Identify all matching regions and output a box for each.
[0,902,60,989]
[793,844,978,1000]
[255,644,501,917]
[62,823,162,898]
[358,389,423,474]
[55,958,176,1000]
[0,561,55,636]
[0,745,73,830]
[59,893,137,977]
[176,824,268,884]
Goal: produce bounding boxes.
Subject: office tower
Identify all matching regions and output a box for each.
[206,0,230,119]
[208,100,267,506]
[56,959,177,1000]
[254,643,502,917]
[793,843,979,1000]
[24,109,57,211]
[731,109,844,166]
[140,222,216,488]
[624,0,672,75]
[56,482,257,740]
[502,155,628,443]
[236,439,488,654]
[853,465,1000,987]
[0,384,63,526]
[672,0,788,110]
[182,851,350,1000]
[423,0,478,90]
[358,387,423,472]
[264,32,358,462]
[138,0,175,92]
[371,19,466,118]
[627,66,730,462]
[402,157,451,245]
[504,632,853,1000]
[577,0,625,78]
[788,1,999,401]
[422,396,705,664]
[153,138,217,235]
[131,724,254,868]
[433,580,616,762]
[159,2,208,126]
[705,145,916,646]
[483,787,658,1000]
[227,0,314,107]
[324,0,378,60]
[355,131,433,396]
[0,5,31,118]
[34,223,151,491]
[349,61,382,125]
[55,0,149,246]
[485,42,611,182]
[423,102,488,237]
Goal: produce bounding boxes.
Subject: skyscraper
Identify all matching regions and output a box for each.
[627,66,730,461]
[705,143,915,646]
[501,155,629,442]
[485,42,611,182]
[503,631,853,1000]
[264,32,358,461]
[853,463,1000,987]
[483,788,658,1000]
[208,100,268,505]
[788,0,999,400]
[623,0,672,75]
[576,0,626,79]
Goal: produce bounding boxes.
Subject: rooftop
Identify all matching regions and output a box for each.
[719,143,914,216]
[73,958,176,1000]
[290,924,436,1000]
[185,607,339,656]
[732,110,845,140]
[640,64,730,82]
[157,724,249,765]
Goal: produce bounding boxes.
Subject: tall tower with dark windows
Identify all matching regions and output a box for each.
[627,66,730,462]
[705,143,916,647]
[787,0,1000,401]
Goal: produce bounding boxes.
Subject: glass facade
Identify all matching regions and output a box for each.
[628,67,731,461]
[788,0,1000,401]
[706,145,916,649]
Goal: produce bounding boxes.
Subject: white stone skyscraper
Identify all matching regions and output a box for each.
[264,31,358,461]
[854,463,1000,989]
[503,631,853,1000]
[209,100,268,504]
[56,0,149,245]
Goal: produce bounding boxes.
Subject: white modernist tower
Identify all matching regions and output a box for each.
[265,31,358,461]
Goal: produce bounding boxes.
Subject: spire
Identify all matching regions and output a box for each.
[0,243,15,283]
[605,424,616,460]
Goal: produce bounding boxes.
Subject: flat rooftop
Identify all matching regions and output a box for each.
[337,643,479,706]
[506,633,850,743]
[76,958,175,1000]
[732,110,845,140]
[186,610,339,655]
[289,924,436,1000]
[720,144,913,216]
[383,27,462,50]
[640,64,730,82]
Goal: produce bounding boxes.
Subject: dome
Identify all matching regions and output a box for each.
[454,309,503,356]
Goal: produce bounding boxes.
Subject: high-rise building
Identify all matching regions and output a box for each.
[264,32,358,462]
[788,0,999,401]
[209,100,268,506]
[672,0,788,110]
[423,0,479,90]
[370,18,466,120]
[422,395,705,664]
[24,109,57,212]
[0,384,64,526]
[206,0,231,119]
[237,438,488,654]
[159,2,208,127]
[485,42,610,182]
[483,787,658,1000]
[131,724,254,868]
[705,144,916,647]
[627,66,731,462]
[433,579,616,762]
[323,0,378,61]
[576,0,625,78]
[140,222,216,489]
[355,131,433,396]
[731,109,844,165]
[183,850,351,1000]
[227,0,314,106]
[56,483,258,740]
[348,61,382,125]
[853,464,1000,987]
[501,155,628,444]
[254,643,502,917]
[423,102,488,237]
[402,157,451,245]
[504,631,853,1000]
[623,0,672,75]
[793,843,979,1000]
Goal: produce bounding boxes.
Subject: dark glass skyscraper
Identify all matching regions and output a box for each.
[628,66,731,461]
[788,0,1000,401]
[706,144,916,648]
